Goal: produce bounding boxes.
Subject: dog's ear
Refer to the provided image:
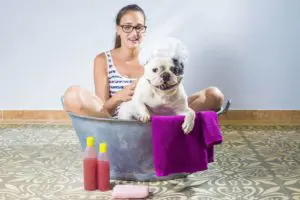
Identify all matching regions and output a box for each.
[172,58,179,64]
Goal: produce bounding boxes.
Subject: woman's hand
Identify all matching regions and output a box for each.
[115,80,138,103]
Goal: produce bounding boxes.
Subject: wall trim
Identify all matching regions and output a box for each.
[0,110,299,125]
[1,110,69,121]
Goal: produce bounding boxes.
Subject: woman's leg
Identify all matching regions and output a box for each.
[188,86,225,112]
[63,85,111,118]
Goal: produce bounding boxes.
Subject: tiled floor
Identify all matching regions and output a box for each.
[0,124,300,199]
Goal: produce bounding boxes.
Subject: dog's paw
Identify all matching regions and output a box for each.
[182,119,194,134]
[181,110,195,134]
[182,117,194,134]
[139,113,151,123]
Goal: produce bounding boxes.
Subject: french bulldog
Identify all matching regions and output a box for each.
[117,37,195,134]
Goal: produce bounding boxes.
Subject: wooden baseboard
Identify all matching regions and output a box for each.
[218,110,300,125]
[219,110,300,121]
[0,110,69,121]
[0,110,299,125]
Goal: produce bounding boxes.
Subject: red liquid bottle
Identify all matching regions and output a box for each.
[97,142,110,191]
[83,136,97,191]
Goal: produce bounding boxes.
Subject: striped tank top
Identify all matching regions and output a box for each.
[105,50,136,116]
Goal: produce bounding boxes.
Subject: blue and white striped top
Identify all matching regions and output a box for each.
[105,50,136,116]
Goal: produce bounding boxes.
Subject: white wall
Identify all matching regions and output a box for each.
[0,0,299,110]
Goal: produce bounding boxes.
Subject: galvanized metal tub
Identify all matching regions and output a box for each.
[63,97,231,181]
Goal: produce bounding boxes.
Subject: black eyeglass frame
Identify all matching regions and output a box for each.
[119,24,147,33]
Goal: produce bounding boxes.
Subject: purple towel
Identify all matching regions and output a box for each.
[151,111,223,176]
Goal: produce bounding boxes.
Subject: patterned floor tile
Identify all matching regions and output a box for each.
[0,124,299,199]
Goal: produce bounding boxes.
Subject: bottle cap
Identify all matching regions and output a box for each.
[99,143,107,153]
[86,136,94,147]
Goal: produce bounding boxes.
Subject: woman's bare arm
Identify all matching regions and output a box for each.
[94,53,124,115]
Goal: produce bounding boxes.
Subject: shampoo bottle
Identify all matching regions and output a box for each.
[83,136,97,190]
[97,142,110,191]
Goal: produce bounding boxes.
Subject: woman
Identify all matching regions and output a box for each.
[63,4,225,118]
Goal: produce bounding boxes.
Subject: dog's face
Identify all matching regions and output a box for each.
[144,56,184,91]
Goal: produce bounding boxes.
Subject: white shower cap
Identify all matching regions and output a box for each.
[139,37,189,66]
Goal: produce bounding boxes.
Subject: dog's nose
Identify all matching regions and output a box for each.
[162,72,170,82]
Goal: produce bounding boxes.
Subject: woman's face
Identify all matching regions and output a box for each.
[117,11,146,49]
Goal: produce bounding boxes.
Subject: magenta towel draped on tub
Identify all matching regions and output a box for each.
[151,111,223,176]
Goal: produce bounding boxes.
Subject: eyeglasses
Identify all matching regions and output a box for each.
[119,24,147,33]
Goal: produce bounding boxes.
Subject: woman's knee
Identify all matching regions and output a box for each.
[205,86,225,108]
[63,85,109,117]
[63,85,83,112]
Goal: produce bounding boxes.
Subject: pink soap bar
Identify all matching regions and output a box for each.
[112,185,149,199]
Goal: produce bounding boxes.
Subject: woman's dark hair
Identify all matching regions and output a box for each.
[114,4,146,48]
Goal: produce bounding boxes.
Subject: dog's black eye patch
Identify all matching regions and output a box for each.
[152,68,158,73]
[170,66,183,75]
[171,58,184,75]
[172,58,184,69]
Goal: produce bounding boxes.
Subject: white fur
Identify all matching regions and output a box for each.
[118,37,195,134]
